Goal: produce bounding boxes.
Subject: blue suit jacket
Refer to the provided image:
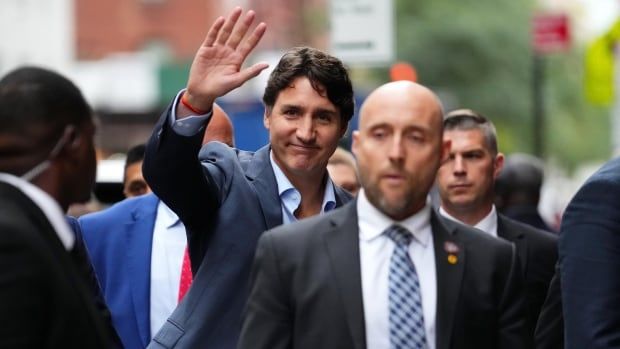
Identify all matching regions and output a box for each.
[560,156,620,348]
[143,105,352,349]
[79,193,160,349]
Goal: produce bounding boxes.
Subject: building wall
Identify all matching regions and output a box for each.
[76,0,221,60]
[0,0,73,76]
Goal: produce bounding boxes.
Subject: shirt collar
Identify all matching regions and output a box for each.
[439,205,498,237]
[0,172,75,250]
[357,189,432,247]
[157,200,181,229]
[269,150,336,214]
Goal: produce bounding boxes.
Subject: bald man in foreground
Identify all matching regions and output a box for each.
[77,105,234,349]
[238,81,527,349]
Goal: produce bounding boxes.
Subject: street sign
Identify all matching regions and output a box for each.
[532,13,570,54]
[329,0,394,65]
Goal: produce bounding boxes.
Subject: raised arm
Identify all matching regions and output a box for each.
[143,7,268,236]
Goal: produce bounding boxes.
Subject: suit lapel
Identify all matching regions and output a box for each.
[125,194,159,347]
[497,215,528,276]
[322,202,366,349]
[244,145,283,229]
[431,212,465,349]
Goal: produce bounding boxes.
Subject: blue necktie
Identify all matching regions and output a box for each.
[384,224,428,349]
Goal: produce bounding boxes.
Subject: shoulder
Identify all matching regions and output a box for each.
[499,214,557,247]
[263,203,354,246]
[438,214,514,251]
[79,194,158,229]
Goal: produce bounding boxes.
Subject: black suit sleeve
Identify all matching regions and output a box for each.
[534,263,563,349]
[560,171,620,348]
[239,232,293,349]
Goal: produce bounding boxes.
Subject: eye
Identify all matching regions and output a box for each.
[400,130,423,144]
[371,129,386,139]
[282,107,300,117]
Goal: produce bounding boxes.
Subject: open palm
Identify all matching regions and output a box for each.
[185,8,269,112]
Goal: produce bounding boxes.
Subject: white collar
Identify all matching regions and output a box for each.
[156,200,181,229]
[0,172,75,250]
[439,205,498,237]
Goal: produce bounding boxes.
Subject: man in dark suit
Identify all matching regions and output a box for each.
[239,81,528,349]
[560,156,620,348]
[495,153,557,233]
[434,109,557,344]
[142,7,354,348]
[0,66,114,348]
[78,106,234,349]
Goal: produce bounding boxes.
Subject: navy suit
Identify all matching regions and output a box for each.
[560,156,620,348]
[143,106,352,348]
[79,193,160,349]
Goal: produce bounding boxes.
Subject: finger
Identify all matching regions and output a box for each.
[216,7,243,46]
[236,62,270,83]
[202,16,225,47]
[237,22,267,59]
[227,10,256,50]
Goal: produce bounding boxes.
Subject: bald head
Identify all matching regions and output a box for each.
[352,81,448,220]
[203,103,235,147]
[359,81,444,133]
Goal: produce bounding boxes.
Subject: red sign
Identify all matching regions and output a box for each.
[532,14,570,54]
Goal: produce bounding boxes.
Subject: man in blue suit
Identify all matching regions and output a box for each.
[560,156,620,348]
[79,107,234,349]
[142,7,355,349]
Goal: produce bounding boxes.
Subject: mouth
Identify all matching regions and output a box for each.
[448,183,472,190]
[289,144,320,152]
[381,173,406,184]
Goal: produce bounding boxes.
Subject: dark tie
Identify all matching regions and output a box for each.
[384,224,428,349]
[178,246,193,303]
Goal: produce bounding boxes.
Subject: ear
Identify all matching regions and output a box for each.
[351,130,360,157]
[493,152,505,179]
[339,122,348,139]
[263,108,271,129]
[440,138,451,164]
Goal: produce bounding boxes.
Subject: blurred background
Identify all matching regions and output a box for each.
[1,0,617,225]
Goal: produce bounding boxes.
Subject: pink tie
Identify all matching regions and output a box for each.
[178,247,193,303]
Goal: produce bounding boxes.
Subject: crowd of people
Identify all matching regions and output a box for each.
[0,6,618,349]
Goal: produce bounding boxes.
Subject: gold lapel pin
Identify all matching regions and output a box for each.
[447,254,458,264]
[444,241,460,265]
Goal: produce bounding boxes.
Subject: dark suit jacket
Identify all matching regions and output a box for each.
[559,156,620,348]
[534,263,563,349]
[79,193,160,349]
[239,201,528,349]
[0,181,112,348]
[497,214,558,341]
[143,106,352,349]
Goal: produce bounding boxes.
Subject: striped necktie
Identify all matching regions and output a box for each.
[384,224,428,349]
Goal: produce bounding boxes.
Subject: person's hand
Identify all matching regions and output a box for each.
[182,7,268,114]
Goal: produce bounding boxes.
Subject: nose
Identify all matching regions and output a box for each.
[453,155,466,175]
[387,136,404,163]
[296,116,316,143]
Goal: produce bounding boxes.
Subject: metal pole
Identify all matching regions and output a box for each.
[532,54,545,158]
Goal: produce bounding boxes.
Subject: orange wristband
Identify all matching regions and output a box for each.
[181,93,207,115]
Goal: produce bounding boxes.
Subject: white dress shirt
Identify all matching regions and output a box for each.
[149,201,187,337]
[358,189,437,349]
[439,205,498,237]
[0,172,74,250]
